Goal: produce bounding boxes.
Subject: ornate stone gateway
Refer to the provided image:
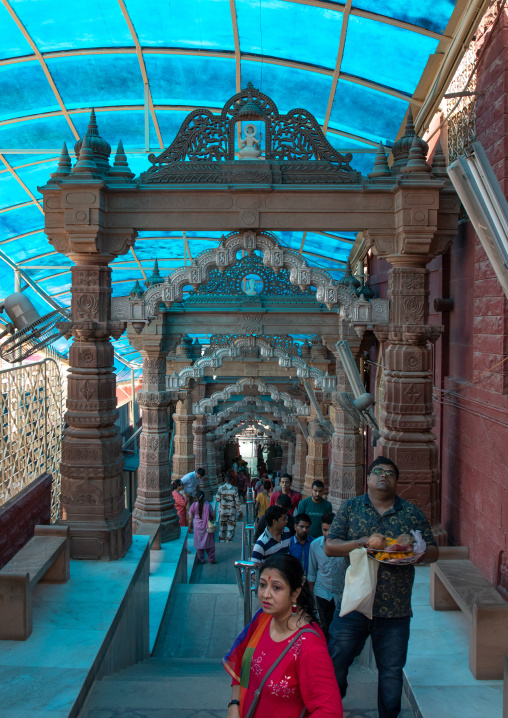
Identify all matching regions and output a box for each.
[41,85,460,557]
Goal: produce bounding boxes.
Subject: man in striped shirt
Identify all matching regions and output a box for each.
[250,505,291,564]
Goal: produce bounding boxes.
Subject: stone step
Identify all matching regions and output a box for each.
[79,657,231,716]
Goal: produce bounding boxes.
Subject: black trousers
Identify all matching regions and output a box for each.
[315,595,336,640]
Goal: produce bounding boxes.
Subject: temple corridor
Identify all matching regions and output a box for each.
[78,530,415,718]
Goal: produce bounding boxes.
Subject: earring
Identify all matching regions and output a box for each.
[292,603,298,614]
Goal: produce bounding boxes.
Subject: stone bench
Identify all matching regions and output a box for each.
[431,557,508,679]
[0,524,70,640]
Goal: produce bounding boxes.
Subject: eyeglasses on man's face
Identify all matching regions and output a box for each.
[371,467,397,479]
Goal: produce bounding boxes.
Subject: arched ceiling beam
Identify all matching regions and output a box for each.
[116,0,163,149]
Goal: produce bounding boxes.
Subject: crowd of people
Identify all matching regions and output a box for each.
[172,453,438,718]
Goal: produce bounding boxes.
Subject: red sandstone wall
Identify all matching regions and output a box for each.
[437,8,508,591]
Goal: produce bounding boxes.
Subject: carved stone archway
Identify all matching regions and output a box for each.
[168,335,336,391]
[211,397,298,424]
[41,85,459,556]
[193,377,309,415]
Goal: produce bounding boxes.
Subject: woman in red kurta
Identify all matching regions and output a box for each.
[171,479,189,527]
[223,554,342,718]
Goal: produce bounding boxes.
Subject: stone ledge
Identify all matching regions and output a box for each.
[0,532,189,717]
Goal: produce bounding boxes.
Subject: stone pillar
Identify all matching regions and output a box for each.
[132,353,179,542]
[171,394,195,480]
[375,266,443,531]
[207,433,219,495]
[293,428,307,493]
[326,328,365,510]
[303,403,330,496]
[287,440,295,478]
[61,258,134,559]
[193,416,212,499]
[280,441,289,474]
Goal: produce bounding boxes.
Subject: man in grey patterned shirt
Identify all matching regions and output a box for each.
[215,477,242,542]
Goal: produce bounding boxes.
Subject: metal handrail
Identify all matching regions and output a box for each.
[122,425,142,449]
[235,560,258,626]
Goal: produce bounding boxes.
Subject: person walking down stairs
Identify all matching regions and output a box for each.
[216,476,242,542]
[189,490,217,564]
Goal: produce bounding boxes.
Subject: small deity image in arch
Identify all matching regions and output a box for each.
[242,273,264,295]
[238,123,263,160]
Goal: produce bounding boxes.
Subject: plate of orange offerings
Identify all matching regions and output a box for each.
[366,533,424,565]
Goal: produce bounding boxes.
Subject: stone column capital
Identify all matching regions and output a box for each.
[137,390,173,408]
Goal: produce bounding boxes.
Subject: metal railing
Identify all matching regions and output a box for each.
[235,560,258,626]
[0,358,65,521]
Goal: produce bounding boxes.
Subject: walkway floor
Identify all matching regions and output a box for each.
[79,525,415,718]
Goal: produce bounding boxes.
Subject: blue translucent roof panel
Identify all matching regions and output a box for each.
[127,0,235,50]
[144,55,236,108]
[0,5,33,59]
[0,116,75,149]
[352,0,456,34]
[47,55,143,110]
[15,161,59,200]
[0,204,43,240]
[342,16,438,95]
[0,172,31,209]
[0,62,60,122]
[241,61,332,125]
[236,0,342,69]
[330,79,408,144]
[2,231,51,262]
[11,0,133,52]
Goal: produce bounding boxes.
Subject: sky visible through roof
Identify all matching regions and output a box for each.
[0,0,458,368]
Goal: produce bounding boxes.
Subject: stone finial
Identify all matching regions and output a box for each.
[50,142,72,180]
[391,107,428,174]
[145,259,164,288]
[74,108,111,175]
[109,139,135,180]
[338,259,361,293]
[431,138,448,178]
[368,142,392,179]
[402,135,431,175]
[72,135,100,178]
[129,280,144,298]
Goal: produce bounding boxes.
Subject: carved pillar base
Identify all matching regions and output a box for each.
[171,394,195,480]
[60,262,132,560]
[293,429,307,493]
[132,357,180,543]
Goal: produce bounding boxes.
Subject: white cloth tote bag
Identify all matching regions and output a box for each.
[339,548,380,620]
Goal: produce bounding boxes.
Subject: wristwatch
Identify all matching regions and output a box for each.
[228,699,240,708]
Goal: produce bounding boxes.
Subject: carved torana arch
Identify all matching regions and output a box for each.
[167,335,336,391]
[141,231,358,313]
[193,377,309,415]
[210,397,298,423]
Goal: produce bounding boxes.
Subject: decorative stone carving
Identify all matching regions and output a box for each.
[133,351,180,542]
[193,377,309,415]
[168,335,336,391]
[141,83,361,184]
[210,397,298,423]
[171,394,196,481]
